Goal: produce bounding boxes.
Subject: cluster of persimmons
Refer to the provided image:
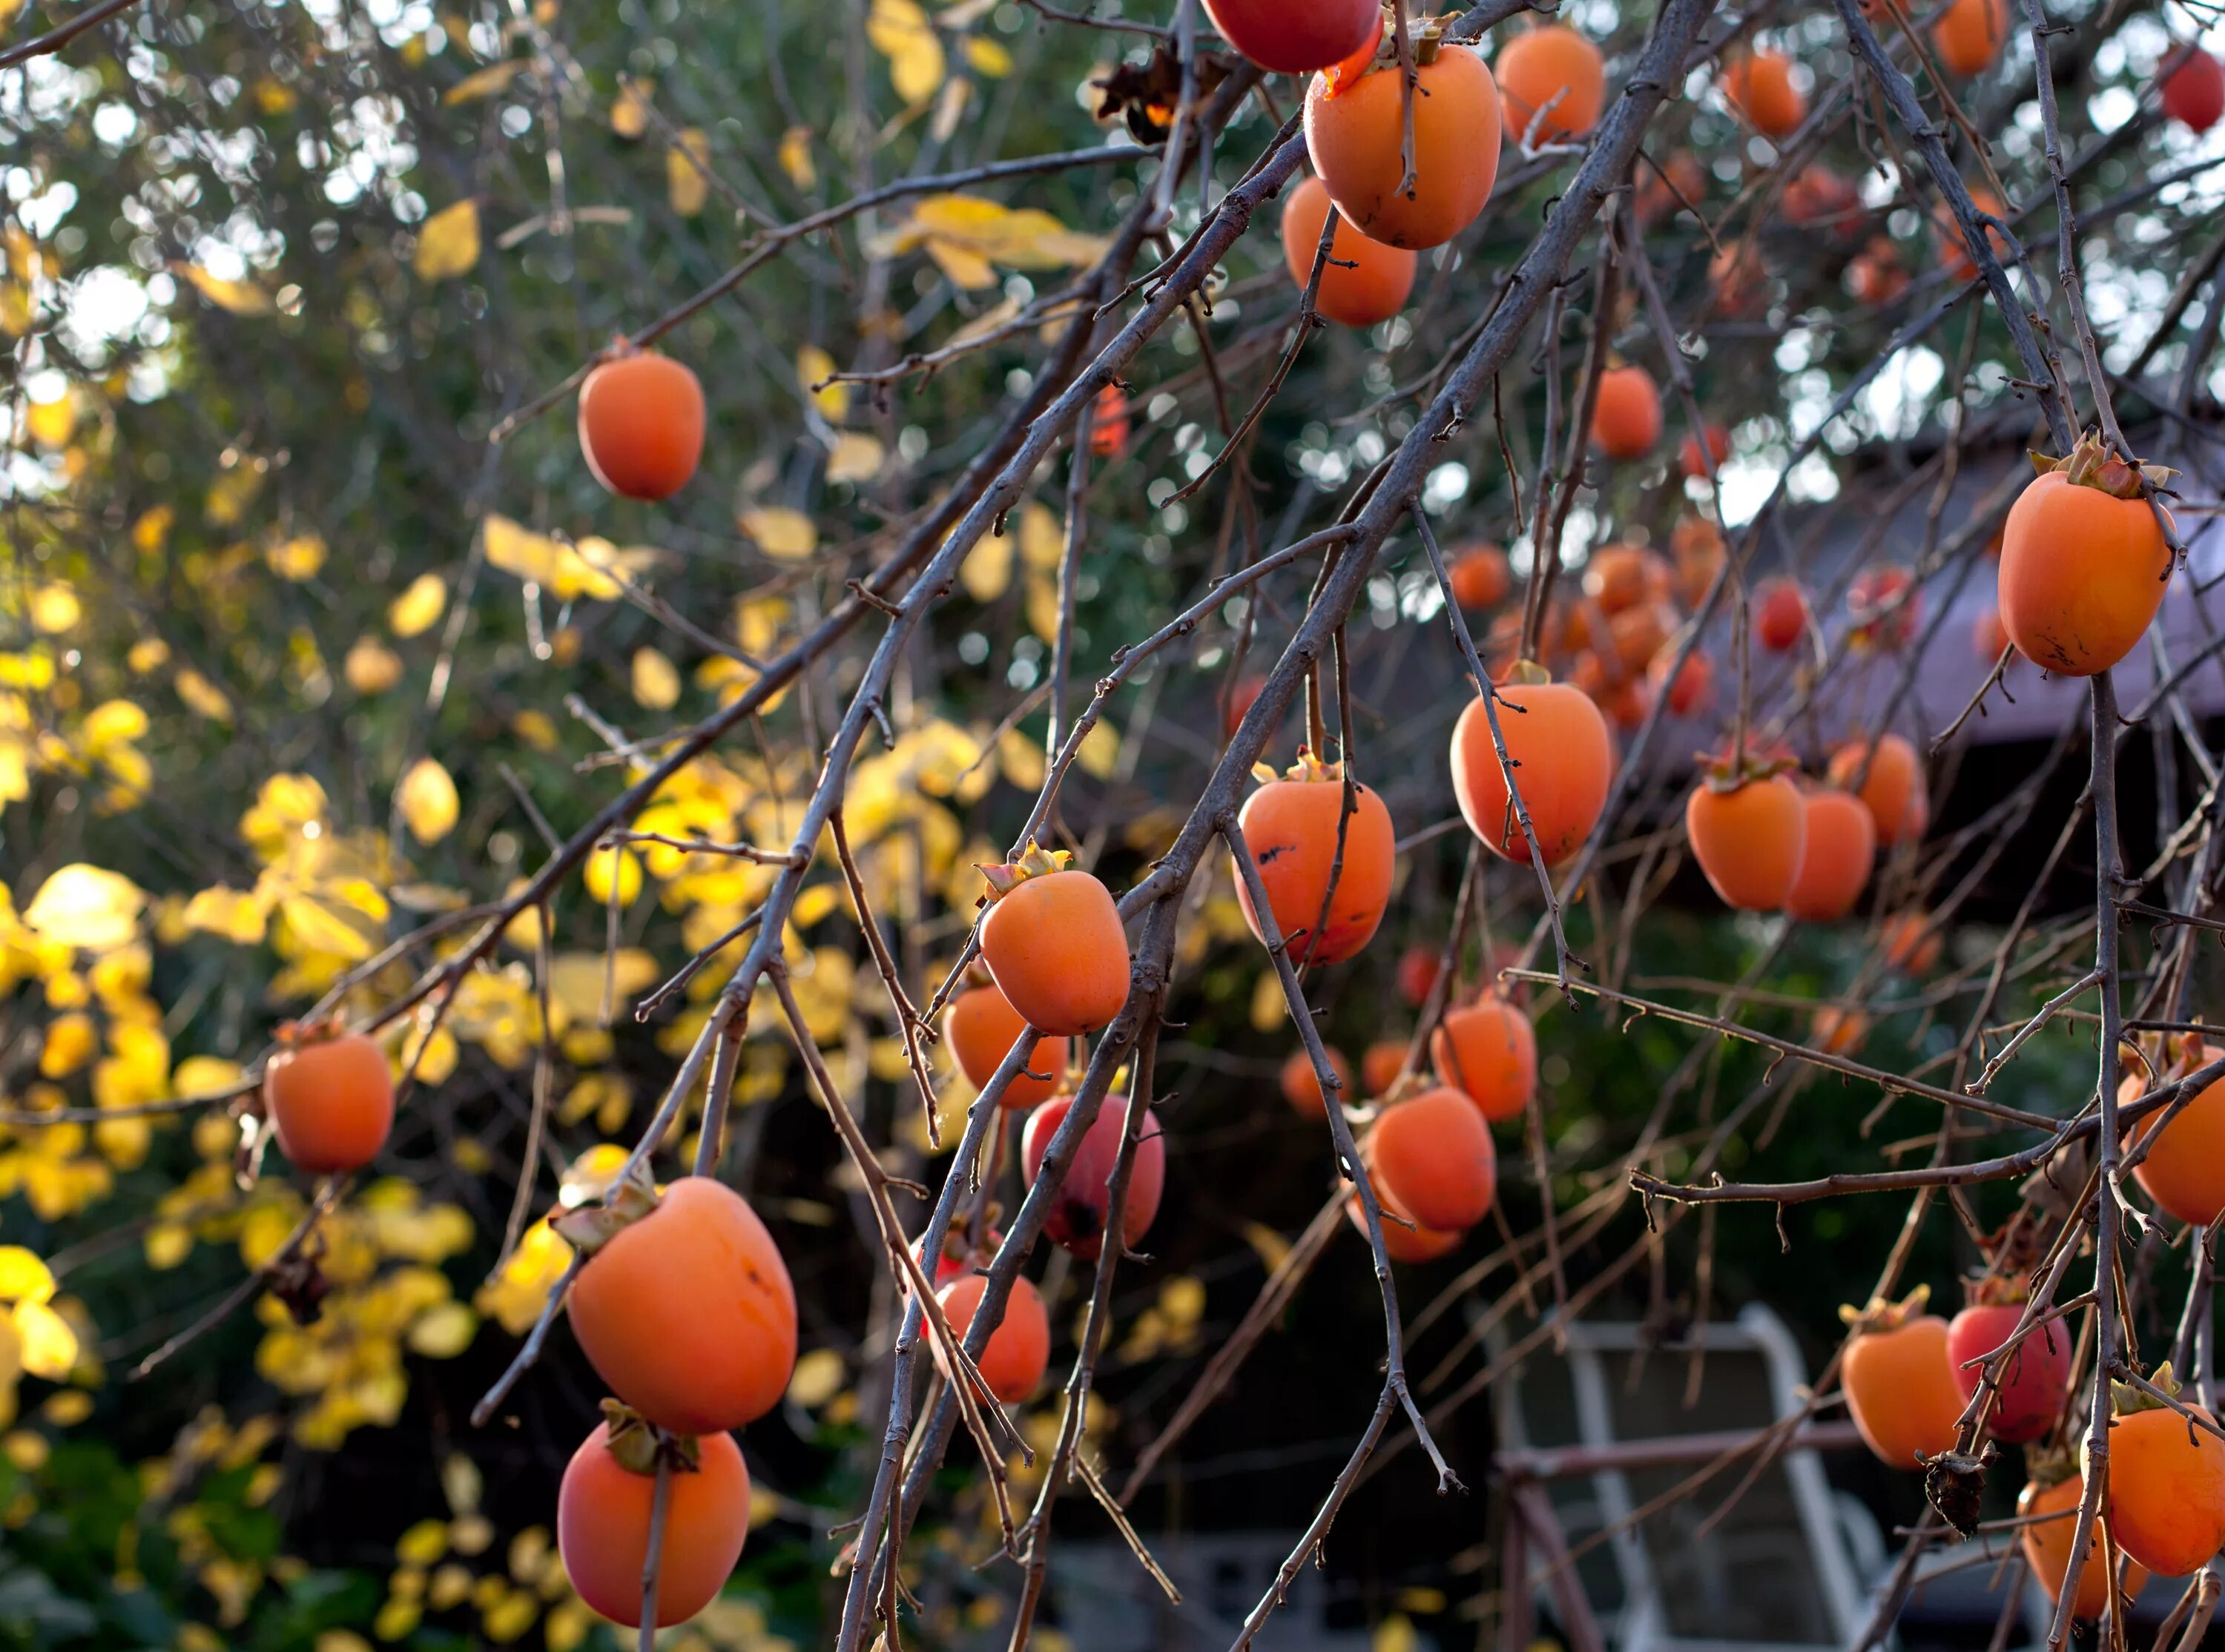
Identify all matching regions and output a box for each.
[234,0,2225,1629]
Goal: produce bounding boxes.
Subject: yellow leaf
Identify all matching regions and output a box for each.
[868,194,1110,289]
[1024,569,1061,644]
[399,759,461,845]
[0,1249,56,1306]
[778,125,816,189]
[1076,720,1120,779]
[667,128,712,217]
[174,668,234,723]
[389,572,446,637]
[630,647,681,710]
[964,37,1013,76]
[786,1347,846,1407]
[960,528,1012,602]
[24,865,145,951]
[998,725,1045,790]
[126,637,169,674]
[25,397,73,446]
[266,533,327,581]
[546,951,661,1025]
[1239,1220,1292,1275]
[1249,967,1286,1032]
[175,264,275,316]
[414,201,481,283]
[184,885,269,945]
[797,345,848,423]
[610,79,652,139]
[482,516,654,601]
[826,432,883,483]
[27,583,79,634]
[867,0,946,103]
[38,1013,96,1078]
[444,60,525,105]
[12,1301,77,1380]
[740,507,817,562]
[1373,1617,1417,1652]
[584,846,642,907]
[407,1301,477,1358]
[1019,500,1064,568]
[930,76,970,144]
[132,506,174,553]
[345,637,404,694]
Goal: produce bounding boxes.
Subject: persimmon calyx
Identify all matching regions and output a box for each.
[2110,1361,2186,1417]
[550,1159,659,1256]
[599,1398,704,1476]
[273,1014,350,1048]
[2023,1442,2078,1489]
[1377,1068,1430,1108]
[1695,748,1797,793]
[2029,432,2178,498]
[1500,658,1555,688]
[1252,747,1345,787]
[977,841,1071,901]
[1839,1283,1931,1333]
[1960,1271,2031,1309]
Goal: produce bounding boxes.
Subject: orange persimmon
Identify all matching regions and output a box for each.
[1368,1086,1497,1232]
[1430,993,1537,1124]
[1281,174,1417,328]
[1933,0,2009,76]
[1754,578,1810,653]
[1997,434,2173,677]
[1204,0,1380,74]
[1233,750,1396,966]
[1281,1044,1355,1116]
[978,845,1132,1035]
[1494,24,1606,144]
[935,1272,1052,1404]
[1451,675,1613,864]
[2097,1365,2225,1576]
[1784,787,1877,923]
[1021,1091,1165,1262]
[1590,365,1662,460]
[262,1025,395,1176]
[558,1415,751,1628]
[944,977,1070,1109]
[1304,42,1502,249]
[1840,1288,1967,1470]
[2021,1464,2149,1619]
[1687,766,1806,911]
[579,351,706,501]
[1827,733,1925,848]
[1448,543,1512,609]
[1721,50,1805,138]
[2121,1037,2225,1227]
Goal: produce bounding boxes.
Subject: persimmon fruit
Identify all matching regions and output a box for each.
[263,1025,395,1175]
[1494,24,1606,144]
[1647,645,1713,718]
[564,1172,798,1435]
[1021,1092,1164,1262]
[1448,543,1512,609]
[1933,0,2008,74]
[1936,188,2011,282]
[935,1272,1051,1404]
[1847,564,1919,650]
[1090,384,1131,457]
[1973,604,2012,664]
[978,845,1131,1036]
[1722,50,1806,138]
[1827,734,1925,848]
[944,978,1070,1110]
[1347,1180,1460,1261]
[1882,911,1942,975]
[1671,517,1725,607]
[2021,1467,2149,1619]
[1583,544,1672,614]
[578,351,706,502]
[1204,0,1380,75]
[1840,1289,1966,1469]
[1233,751,1395,966]
[2164,46,2225,133]
[1281,175,1417,328]
[1783,788,1876,923]
[1753,578,1809,652]
[1590,366,1662,460]
[1281,1045,1355,1116]
[1304,44,1502,249]
[1946,1295,2071,1444]
[558,1418,750,1628]
[1396,945,1442,1007]
[1430,993,1536,1124]
[1368,1086,1497,1232]
[1362,1038,1409,1097]
[1679,424,1730,480]
[2121,1037,2225,1226]
[2097,1367,2225,1576]
[1451,675,1613,865]
[1687,768,1806,912]
[1997,434,2173,677]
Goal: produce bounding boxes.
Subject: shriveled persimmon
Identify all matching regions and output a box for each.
[1204,0,1379,75]
[1783,787,1876,923]
[2021,1462,2149,1619]
[1997,433,2173,677]
[1946,1286,2071,1444]
[1448,543,1512,609]
[262,1023,395,1176]
[943,975,1070,1110]
[1827,733,1925,848]
[1494,24,1605,144]
[1589,365,1662,460]
[2164,46,2225,133]
[2097,1365,2225,1576]
[1021,1091,1164,1262]
[1368,1086,1497,1232]
[1932,0,2008,76]
[1721,50,1805,138]
[558,1413,750,1628]
[562,1169,798,1434]
[579,349,706,502]
[978,845,1131,1036]
[1304,39,1502,249]
[1451,673,1613,864]
[2120,1035,2225,1226]
[1753,578,1810,652]
[1233,750,1395,966]
[935,1272,1051,1404]
[1281,1044,1355,1117]
[1430,993,1536,1124]
[1839,1289,1966,1469]
[1687,763,1806,912]
[1281,174,1417,328]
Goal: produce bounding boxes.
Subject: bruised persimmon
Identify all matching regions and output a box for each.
[2120,1036,2225,1226]
[1827,734,1925,848]
[1753,578,1810,652]
[1784,787,1876,923]
[558,1413,750,1628]
[1281,174,1417,328]
[1839,1289,1966,1469]
[1021,1091,1164,1262]
[978,845,1131,1036]
[2096,1365,2225,1576]
[1304,39,1502,249]
[578,351,705,502]
[1678,424,1730,480]
[1582,543,1672,614]
[1589,366,1662,460]
[935,1272,1051,1404]
[1362,1038,1409,1097]
[1721,50,1806,139]
[262,1024,395,1175]
[1281,1045,1355,1117]
[1686,764,1806,912]
[1647,645,1713,718]
[943,977,1070,1110]
[1946,1288,2071,1444]
[2021,1464,2150,1619]
[562,1170,798,1434]
[1448,543,1512,609]
[1430,993,1536,1124]
[1204,0,1379,74]
[1233,750,1396,966]
[1997,434,2174,677]
[1932,0,2008,76]
[1368,1085,1497,1232]
[1451,674,1613,864]
[1494,24,1605,144]
[2164,46,2225,133]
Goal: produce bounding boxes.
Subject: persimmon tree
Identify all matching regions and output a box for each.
[5,0,2225,1648]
